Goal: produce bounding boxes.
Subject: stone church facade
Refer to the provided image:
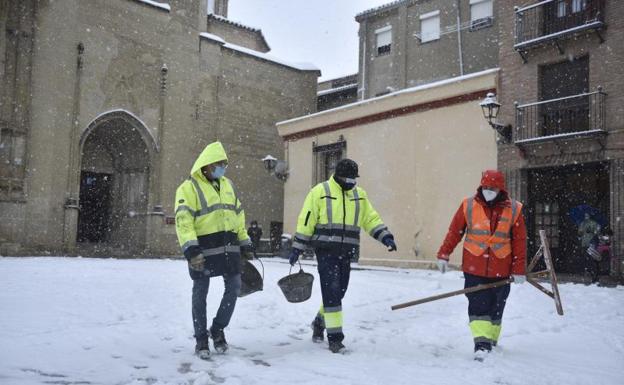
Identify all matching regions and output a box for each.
[0,0,319,256]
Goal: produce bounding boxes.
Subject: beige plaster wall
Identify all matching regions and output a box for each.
[279,71,498,268]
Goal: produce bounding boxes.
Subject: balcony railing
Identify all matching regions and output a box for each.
[515,0,605,50]
[515,89,606,143]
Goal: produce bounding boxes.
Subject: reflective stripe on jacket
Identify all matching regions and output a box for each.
[462,197,522,259]
[174,142,250,278]
[437,191,527,278]
[292,176,388,251]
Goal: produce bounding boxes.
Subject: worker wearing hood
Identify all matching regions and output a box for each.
[175,141,252,359]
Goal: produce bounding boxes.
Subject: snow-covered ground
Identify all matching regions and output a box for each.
[1,257,623,385]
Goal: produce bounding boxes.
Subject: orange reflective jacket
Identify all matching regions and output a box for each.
[462,197,522,259]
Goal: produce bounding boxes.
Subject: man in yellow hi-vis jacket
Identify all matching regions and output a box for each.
[175,141,253,359]
[287,158,397,353]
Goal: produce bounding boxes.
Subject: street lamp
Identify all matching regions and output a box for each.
[262,155,288,181]
[480,92,512,143]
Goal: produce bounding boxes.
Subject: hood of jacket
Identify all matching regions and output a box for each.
[476,170,510,207]
[190,141,228,179]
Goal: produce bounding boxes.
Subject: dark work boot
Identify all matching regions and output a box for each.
[210,328,228,354]
[311,317,325,343]
[195,337,210,360]
[473,342,491,362]
[328,341,346,354]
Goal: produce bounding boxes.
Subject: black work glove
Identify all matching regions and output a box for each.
[382,235,397,252]
[189,253,204,271]
[241,243,255,260]
[288,248,302,266]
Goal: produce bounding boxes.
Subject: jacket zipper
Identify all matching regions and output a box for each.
[341,190,346,243]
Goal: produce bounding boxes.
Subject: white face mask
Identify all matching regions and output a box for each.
[482,189,498,202]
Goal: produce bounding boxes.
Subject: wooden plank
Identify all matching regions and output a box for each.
[391,278,513,311]
[539,230,564,315]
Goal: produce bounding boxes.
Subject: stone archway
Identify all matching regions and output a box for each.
[77,110,157,255]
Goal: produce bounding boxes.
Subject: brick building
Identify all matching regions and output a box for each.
[496,0,623,281]
[0,0,319,256]
[356,0,499,99]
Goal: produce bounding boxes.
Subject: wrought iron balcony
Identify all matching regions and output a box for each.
[515,0,605,53]
[515,89,606,143]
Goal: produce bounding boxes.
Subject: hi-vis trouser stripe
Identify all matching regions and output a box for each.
[469,315,502,344]
[319,305,343,335]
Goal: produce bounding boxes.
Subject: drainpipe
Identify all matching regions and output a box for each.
[456,0,464,76]
[359,23,367,101]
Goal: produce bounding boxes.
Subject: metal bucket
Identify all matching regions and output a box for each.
[239,257,264,298]
[277,263,314,303]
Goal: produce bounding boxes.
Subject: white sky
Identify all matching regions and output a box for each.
[228,0,393,81]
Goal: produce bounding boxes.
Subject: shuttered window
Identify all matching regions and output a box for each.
[375,26,392,56]
[470,0,493,21]
[420,11,440,43]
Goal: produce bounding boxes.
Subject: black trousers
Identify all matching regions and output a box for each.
[192,273,241,342]
[464,272,511,350]
[315,248,352,343]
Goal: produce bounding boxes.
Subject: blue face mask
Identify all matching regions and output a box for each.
[211,165,227,179]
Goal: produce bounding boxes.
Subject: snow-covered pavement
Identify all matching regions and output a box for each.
[1,257,623,385]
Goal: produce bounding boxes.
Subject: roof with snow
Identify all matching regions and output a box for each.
[355,0,408,21]
[317,83,358,97]
[132,0,170,12]
[207,14,270,53]
[208,13,262,33]
[276,68,499,128]
[199,33,320,73]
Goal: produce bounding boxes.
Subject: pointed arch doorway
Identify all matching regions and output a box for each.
[77,110,157,255]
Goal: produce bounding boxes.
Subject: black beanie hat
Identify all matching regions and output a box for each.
[335,158,359,179]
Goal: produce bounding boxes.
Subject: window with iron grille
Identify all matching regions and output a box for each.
[375,26,392,56]
[535,202,560,248]
[313,140,346,184]
[470,0,493,30]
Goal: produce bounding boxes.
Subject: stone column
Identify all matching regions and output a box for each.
[62,42,84,254]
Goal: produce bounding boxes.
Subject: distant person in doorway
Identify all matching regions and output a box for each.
[578,213,600,249]
[247,220,263,252]
[578,213,601,283]
[174,141,254,360]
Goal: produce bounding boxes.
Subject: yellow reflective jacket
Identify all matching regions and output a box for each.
[292,176,390,252]
[174,141,251,277]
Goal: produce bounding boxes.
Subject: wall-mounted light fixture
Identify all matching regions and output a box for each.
[480,92,512,144]
[262,155,289,181]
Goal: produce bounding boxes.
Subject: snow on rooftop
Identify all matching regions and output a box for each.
[134,0,170,12]
[199,33,319,72]
[279,68,499,126]
[199,32,225,45]
[317,83,358,96]
[356,0,406,19]
[208,13,261,32]
[224,42,319,71]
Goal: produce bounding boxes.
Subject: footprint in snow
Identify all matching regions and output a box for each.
[177,362,192,374]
